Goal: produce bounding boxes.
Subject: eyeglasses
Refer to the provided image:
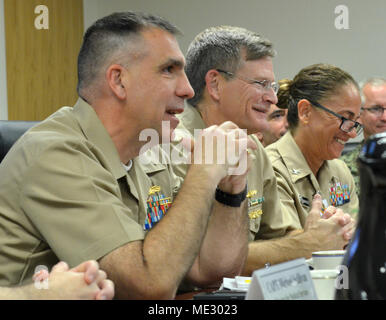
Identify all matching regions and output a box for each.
[362,105,386,117]
[308,99,363,135]
[216,69,279,94]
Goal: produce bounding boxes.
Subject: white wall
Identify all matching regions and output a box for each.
[0,0,8,120]
[83,0,386,143]
[83,0,386,83]
[3,0,385,126]
[83,0,99,32]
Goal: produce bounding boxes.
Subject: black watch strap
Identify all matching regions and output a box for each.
[215,185,248,207]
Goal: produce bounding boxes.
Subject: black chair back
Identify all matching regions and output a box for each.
[0,120,39,163]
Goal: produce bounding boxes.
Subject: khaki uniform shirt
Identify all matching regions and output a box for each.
[173,104,294,241]
[266,131,359,229]
[0,99,181,285]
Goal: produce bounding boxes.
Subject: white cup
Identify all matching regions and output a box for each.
[311,250,346,270]
[311,269,339,300]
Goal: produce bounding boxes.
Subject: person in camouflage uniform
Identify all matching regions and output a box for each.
[340,77,386,197]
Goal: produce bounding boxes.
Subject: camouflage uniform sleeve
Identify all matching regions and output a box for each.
[340,145,362,197]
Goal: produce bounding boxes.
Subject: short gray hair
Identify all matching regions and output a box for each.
[77,11,181,98]
[185,26,276,107]
[359,77,386,104]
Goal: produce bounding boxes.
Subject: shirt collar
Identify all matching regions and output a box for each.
[275,131,314,183]
[276,131,337,183]
[122,160,133,171]
[72,98,127,180]
[176,101,206,135]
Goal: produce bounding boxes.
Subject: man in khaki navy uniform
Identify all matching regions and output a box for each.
[173,104,293,241]
[0,99,181,286]
[266,131,359,228]
[0,13,253,299]
[340,77,386,197]
[176,26,356,275]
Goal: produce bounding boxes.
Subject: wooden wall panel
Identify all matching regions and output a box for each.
[4,0,83,120]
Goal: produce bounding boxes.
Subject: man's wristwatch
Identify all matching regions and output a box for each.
[215,185,248,207]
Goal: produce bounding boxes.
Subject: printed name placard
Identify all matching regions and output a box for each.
[245,258,317,300]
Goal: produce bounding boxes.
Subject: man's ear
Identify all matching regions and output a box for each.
[297,99,312,125]
[205,69,221,102]
[106,64,127,100]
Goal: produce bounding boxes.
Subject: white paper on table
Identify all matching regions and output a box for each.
[221,276,251,292]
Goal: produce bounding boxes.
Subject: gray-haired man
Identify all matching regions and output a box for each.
[341,77,386,195]
[173,26,355,275]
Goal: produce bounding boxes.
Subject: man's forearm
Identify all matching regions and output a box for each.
[0,284,37,300]
[242,231,321,276]
[100,165,223,299]
[188,198,249,286]
[144,166,218,281]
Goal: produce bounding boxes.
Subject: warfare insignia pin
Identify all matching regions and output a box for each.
[144,186,172,230]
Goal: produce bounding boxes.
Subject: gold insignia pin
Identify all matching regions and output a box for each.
[247,190,258,198]
[249,209,263,219]
[148,185,161,195]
